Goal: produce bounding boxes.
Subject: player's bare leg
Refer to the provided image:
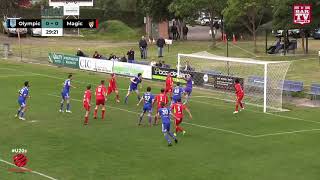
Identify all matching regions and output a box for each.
[94,105,99,119]
[147,112,152,127]
[59,98,65,112]
[138,110,146,126]
[125,91,131,104]
[154,113,159,125]
[115,90,120,103]
[16,106,23,118]
[84,110,89,125]
[135,90,141,101]
[19,106,27,121]
[66,98,71,113]
[234,100,240,114]
[101,106,106,120]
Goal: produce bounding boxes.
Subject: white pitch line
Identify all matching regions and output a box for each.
[47,94,254,138]
[229,43,257,57]
[253,128,320,138]
[0,74,40,78]
[191,95,320,125]
[0,159,58,180]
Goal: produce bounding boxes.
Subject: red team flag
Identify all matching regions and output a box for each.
[83,85,92,125]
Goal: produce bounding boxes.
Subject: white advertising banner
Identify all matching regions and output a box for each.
[79,57,96,71]
[95,60,113,73]
[63,5,80,16]
[113,61,152,79]
[79,57,152,79]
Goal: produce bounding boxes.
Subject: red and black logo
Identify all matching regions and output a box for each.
[13,154,28,167]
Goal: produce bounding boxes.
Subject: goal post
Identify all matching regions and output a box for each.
[177,52,291,113]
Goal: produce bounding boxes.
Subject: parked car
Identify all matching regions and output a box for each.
[2,17,27,37]
[313,29,320,39]
[200,17,210,26]
[31,28,42,37]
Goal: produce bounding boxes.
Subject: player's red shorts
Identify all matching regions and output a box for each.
[83,102,90,111]
[165,87,172,94]
[96,98,105,106]
[174,116,183,125]
[237,94,244,102]
[107,87,116,95]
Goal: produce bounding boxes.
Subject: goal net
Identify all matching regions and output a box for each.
[177,52,291,112]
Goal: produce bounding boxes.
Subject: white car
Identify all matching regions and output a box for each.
[31,28,42,36]
[2,17,27,37]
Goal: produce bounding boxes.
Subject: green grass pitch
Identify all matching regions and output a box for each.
[1,60,320,180]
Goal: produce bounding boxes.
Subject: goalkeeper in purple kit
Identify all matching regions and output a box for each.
[184,74,193,104]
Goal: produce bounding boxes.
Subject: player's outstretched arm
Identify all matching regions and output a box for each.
[130,77,137,84]
[137,97,144,106]
[170,112,177,120]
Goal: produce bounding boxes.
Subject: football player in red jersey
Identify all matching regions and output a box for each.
[83,85,92,125]
[171,98,192,136]
[94,80,107,119]
[153,88,169,125]
[165,73,174,98]
[234,78,244,114]
[106,73,120,103]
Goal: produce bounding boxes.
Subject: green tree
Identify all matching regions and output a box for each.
[96,0,121,19]
[140,0,173,22]
[0,0,19,16]
[272,0,320,53]
[223,0,271,52]
[169,0,226,46]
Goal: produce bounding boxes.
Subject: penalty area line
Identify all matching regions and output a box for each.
[47,94,255,138]
[0,159,58,180]
[191,95,320,125]
[253,128,320,138]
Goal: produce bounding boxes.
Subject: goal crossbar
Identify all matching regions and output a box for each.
[178,53,289,65]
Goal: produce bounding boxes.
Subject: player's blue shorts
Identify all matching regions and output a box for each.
[162,123,170,133]
[143,104,152,113]
[61,91,70,99]
[18,99,26,107]
[129,85,138,92]
[172,97,180,104]
[184,87,192,95]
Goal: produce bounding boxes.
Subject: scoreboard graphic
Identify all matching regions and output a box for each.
[6,19,98,36]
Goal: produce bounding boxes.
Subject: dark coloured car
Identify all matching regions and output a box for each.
[313,29,320,39]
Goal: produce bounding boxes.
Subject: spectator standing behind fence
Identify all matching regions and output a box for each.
[183,25,189,40]
[127,48,135,63]
[156,37,165,58]
[120,54,127,62]
[76,48,85,57]
[139,36,148,59]
[171,24,178,40]
[93,51,101,59]
[184,61,193,71]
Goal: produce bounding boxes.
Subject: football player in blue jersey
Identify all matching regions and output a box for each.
[158,102,178,146]
[125,73,142,104]
[16,81,30,121]
[137,86,154,127]
[60,74,76,113]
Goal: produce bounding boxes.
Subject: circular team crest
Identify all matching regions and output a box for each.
[13,154,28,167]
[203,74,209,83]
